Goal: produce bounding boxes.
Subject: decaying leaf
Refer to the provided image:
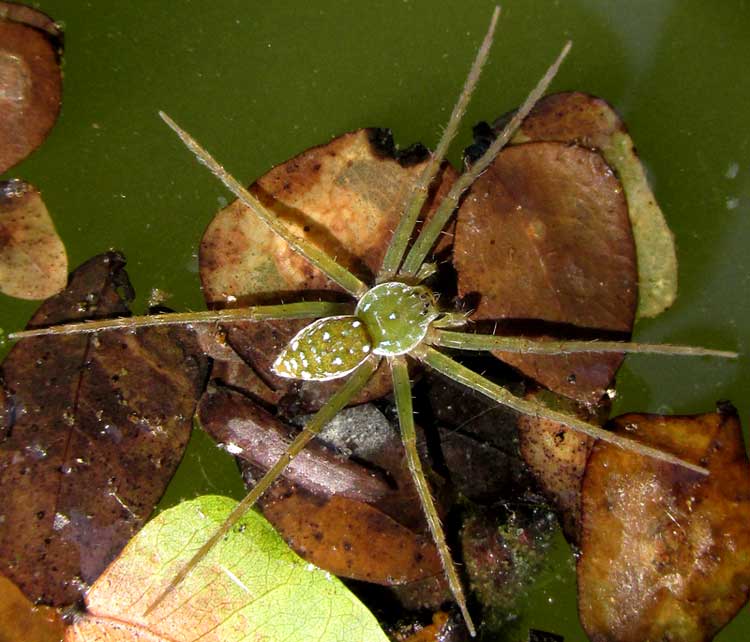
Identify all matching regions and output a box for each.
[578,405,750,642]
[199,386,445,587]
[0,252,209,606]
[0,3,62,174]
[454,141,637,404]
[0,179,67,300]
[509,92,678,318]
[517,388,597,542]
[0,573,64,642]
[198,128,455,412]
[66,495,389,642]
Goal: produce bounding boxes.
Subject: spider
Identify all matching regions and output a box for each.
[10,6,735,635]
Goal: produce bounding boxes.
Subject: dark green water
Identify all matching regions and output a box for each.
[2,1,749,639]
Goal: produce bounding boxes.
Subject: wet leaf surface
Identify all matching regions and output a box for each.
[454,141,637,403]
[578,405,750,642]
[66,495,389,642]
[509,92,678,318]
[517,388,598,542]
[0,573,64,642]
[0,179,67,300]
[199,128,454,411]
[0,2,62,174]
[0,252,209,606]
[199,386,445,587]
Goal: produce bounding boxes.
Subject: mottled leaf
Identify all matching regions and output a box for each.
[0,179,67,300]
[517,388,598,542]
[0,3,62,174]
[0,253,209,606]
[509,92,678,318]
[454,141,637,403]
[0,573,64,642]
[66,495,390,642]
[578,405,750,642]
[199,128,454,411]
[198,386,445,587]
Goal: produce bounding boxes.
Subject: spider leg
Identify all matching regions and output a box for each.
[412,345,709,475]
[400,41,572,278]
[160,112,368,298]
[8,301,352,340]
[390,355,476,636]
[429,329,738,359]
[378,6,501,282]
[145,354,380,616]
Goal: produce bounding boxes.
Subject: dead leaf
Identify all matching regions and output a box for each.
[0,573,64,642]
[509,92,678,318]
[199,128,455,412]
[454,141,637,403]
[0,3,62,174]
[198,386,446,587]
[578,405,750,642]
[0,179,67,300]
[0,252,209,606]
[517,388,598,542]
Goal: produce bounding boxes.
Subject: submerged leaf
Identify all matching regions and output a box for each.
[0,253,209,605]
[0,3,62,174]
[510,92,678,318]
[454,141,637,403]
[0,179,67,300]
[578,405,750,642]
[0,573,64,642]
[199,387,444,587]
[66,495,389,642]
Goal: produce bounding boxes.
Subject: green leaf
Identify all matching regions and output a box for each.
[66,495,389,642]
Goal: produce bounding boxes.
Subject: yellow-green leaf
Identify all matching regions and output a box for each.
[66,495,389,642]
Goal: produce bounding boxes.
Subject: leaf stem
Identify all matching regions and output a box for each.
[160,112,368,298]
[390,355,476,636]
[413,345,709,476]
[144,355,380,616]
[430,329,738,359]
[377,6,501,282]
[400,41,572,277]
[9,302,352,340]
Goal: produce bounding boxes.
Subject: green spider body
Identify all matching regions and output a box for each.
[273,283,439,381]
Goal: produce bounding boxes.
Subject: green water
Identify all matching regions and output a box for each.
[2,1,749,639]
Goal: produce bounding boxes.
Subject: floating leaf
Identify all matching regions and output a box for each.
[0,179,66,300]
[0,3,62,174]
[0,253,209,605]
[199,128,454,411]
[454,141,637,403]
[0,573,64,642]
[510,92,678,318]
[66,495,390,642]
[578,405,750,642]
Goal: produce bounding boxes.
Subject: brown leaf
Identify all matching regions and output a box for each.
[509,92,678,318]
[0,179,67,300]
[454,141,637,403]
[0,253,209,606]
[578,405,750,642]
[198,385,445,587]
[517,388,597,542]
[199,128,455,412]
[0,573,64,642]
[0,4,62,174]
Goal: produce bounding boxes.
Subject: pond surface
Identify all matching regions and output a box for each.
[2,1,748,639]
